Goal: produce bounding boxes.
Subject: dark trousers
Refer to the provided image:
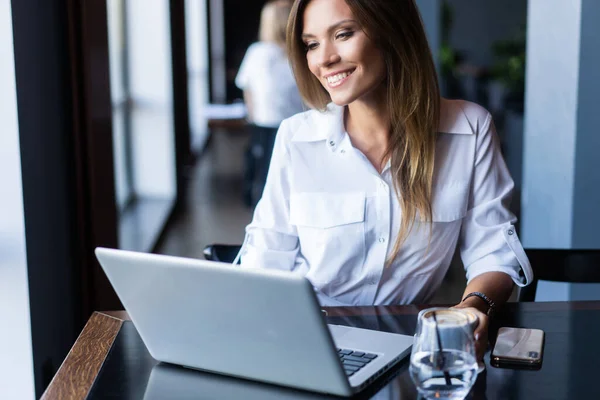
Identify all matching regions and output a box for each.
[244,124,278,208]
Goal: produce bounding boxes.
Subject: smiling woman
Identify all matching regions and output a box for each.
[239,0,533,362]
[288,0,440,252]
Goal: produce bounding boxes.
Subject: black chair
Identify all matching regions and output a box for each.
[203,244,242,264]
[519,249,600,301]
[203,246,600,300]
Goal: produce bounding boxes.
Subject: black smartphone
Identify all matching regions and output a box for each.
[491,327,545,370]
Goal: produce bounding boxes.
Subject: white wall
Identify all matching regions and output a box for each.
[0,0,35,398]
[572,0,600,248]
[522,0,600,301]
[521,0,581,249]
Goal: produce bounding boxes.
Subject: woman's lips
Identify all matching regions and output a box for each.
[325,69,355,89]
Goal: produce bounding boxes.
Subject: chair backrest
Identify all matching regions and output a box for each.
[519,249,600,301]
[203,245,600,300]
[203,244,242,264]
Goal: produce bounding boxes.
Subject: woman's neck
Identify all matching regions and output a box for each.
[344,92,390,172]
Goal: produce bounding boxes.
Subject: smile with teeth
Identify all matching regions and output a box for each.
[326,70,354,87]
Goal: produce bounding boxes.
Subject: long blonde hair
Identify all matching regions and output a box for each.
[259,0,293,48]
[287,0,440,261]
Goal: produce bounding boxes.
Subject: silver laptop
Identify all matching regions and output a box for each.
[95,247,413,397]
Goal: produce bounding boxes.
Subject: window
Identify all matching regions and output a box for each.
[0,2,35,398]
[107,0,177,251]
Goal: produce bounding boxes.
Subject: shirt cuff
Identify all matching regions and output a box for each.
[465,225,533,287]
[466,262,526,286]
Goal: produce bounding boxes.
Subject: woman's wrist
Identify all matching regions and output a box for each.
[459,292,496,316]
[456,296,488,313]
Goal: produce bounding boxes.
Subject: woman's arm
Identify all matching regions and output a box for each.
[459,112,532,288]
[456,110,532,360]
[235,43,258,122]
[240,119,300,271]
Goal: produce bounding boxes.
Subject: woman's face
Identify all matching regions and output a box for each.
[301,0,386,107]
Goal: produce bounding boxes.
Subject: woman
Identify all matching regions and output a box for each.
[236,0,305,206]
[239,0,532,360]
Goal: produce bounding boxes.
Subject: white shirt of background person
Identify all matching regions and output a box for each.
[236,42,304,128]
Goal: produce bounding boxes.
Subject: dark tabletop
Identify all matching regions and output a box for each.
[42,302,600,400]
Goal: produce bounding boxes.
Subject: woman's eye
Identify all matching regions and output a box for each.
[335,31,354,40]
[305,42,318,51]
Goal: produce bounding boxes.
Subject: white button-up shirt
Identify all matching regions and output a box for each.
[240,99,533,306]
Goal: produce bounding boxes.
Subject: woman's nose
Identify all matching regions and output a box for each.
[317,44,340,68]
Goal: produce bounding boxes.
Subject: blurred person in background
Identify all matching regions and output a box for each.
[236,0,304,207]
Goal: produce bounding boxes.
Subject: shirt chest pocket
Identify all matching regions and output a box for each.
[289,192,366,264]
[431,181,470,222]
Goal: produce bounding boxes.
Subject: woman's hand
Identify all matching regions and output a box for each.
[452,302,489,361]
[453,272,515,361]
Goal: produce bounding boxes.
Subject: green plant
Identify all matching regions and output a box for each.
[439,0,457,77]
[440,43,457,77]
[491,27,526,103]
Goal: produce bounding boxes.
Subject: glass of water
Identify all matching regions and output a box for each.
[409,308,478,400]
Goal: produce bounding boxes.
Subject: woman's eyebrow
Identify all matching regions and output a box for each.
[301,19,356,39]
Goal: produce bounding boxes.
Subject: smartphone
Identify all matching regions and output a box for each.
[491,327,545,369]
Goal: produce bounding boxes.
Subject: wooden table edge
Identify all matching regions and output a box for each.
[40,312,127,400]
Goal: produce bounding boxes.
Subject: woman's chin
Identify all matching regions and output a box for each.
[328,94,353,107]
[326,87,362,107]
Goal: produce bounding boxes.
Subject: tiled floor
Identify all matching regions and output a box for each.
[156,129,467,305]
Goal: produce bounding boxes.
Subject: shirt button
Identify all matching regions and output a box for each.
[508,229,514,236]
[329,141,335,147]
[340,149,346,154]
[378,237,386,243]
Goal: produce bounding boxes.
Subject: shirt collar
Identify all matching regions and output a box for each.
[291,98,473,145]
[291,103,345,148]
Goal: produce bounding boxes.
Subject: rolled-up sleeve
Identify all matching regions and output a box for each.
[459,113,533,287]
[240,119,300,271]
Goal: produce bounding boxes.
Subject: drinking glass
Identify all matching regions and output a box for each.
[409,308,478,400]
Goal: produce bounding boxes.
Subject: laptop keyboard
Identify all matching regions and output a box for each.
[337,348,378,376]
